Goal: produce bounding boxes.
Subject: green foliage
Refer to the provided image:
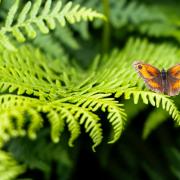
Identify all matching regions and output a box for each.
[0,44,127,151]
[168,147,180,178]
[0,0,179,179]
[142,108,168,139]
[109,0,180,39]
[0,150,26,180]
[7,130,75,180]
[66,0,180,46]
[0,0,106,50]
[123,89,180,124]
[0,37,179,152]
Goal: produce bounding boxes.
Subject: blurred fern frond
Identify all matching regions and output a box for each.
[0,0,106,51]
[0,150,26,180]
[109,0,180,40]
[68,0,180,43]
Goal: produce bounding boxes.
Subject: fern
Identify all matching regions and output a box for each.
[0,37,179,151]
[0,0,106,50]
[122,89,180,125]
[67,0,180,47]
[74,93,126,143]
[0,0,179,179]
[0,94,43,146]
[0,150,26,180]
[111,0,180,41]
[7,133,74,179]
[33,33,69,60]
[43,101,102,150]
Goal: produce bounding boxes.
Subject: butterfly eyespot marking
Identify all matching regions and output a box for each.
[137,65,142,69]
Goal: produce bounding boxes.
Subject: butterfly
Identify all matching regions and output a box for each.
[133,61,180,96]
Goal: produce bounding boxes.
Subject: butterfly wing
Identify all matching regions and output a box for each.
[167,64,180,96]
[133,61,163,93]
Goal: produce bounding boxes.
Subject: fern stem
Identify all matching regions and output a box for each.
[101,0,110,53]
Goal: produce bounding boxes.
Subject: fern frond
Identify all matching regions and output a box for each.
[74,0,180,43]
[62,102,102,151]
[0,38,179,151]
[0,45,68,100]
[59,104,81,147]
[26,108,43,139]
[0,94,43,146]
[5,0,19,28]
[43,101,102,151]
[0,0,106,50]
[46,108,65,143]
[0,150,26,180]
[74,93,127,143]
[33,33,68,60]
[83,38,180,129]
[120,89,180,125]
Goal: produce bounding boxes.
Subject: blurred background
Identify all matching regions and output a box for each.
[0,0,180,179]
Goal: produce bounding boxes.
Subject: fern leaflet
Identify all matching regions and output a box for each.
[0,0,106,50]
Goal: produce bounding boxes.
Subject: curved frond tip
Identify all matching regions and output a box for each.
[74,93,127,145]
[123,89,180,125]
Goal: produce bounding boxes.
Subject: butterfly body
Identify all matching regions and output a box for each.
[133,61,180,96]
[161,69,166,80]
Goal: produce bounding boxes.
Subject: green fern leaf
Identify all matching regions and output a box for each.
[0,150,26,180]
[0,37,179,151]
[58,102,102,151]
[30,0,42,18]
[0,34,16,51]
[0,94,42,146]
[18,1,31,24]
[46,108,65,143]
[75,93,127,144]
[26,108,43,139]
[60,104,81,147]
[122,89,180,125]
[5,0,19,28]
[0,0,106,50]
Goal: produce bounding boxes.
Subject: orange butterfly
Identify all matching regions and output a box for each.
[133,61,180,96]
